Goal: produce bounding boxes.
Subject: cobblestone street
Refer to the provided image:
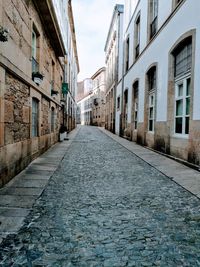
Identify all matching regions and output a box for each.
[1,126,200,266]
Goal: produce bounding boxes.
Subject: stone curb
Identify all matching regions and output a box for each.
[0,126,80,244]
[99,127,200,200]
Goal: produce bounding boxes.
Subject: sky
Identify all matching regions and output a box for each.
[72,0,124,81]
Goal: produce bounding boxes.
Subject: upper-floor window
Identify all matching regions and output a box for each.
[173,0,183,9]
[149,0,158,39]
[125,37,130,72]
[32,26,40,73]
[134,14,140,59]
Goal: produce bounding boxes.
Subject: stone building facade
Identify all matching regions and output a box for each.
[77,68,106,127]
[104,4,124,133]
[76,79,93,125]
[91,67,106,127]
[0,0,79,187]
[114,0,200,165]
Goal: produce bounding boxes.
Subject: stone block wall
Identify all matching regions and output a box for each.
[4,73,30,145]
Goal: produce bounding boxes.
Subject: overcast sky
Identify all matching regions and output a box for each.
[72,0,124,81]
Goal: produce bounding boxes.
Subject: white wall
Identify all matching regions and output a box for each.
[121,0,200,126]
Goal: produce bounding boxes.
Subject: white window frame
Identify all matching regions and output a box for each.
[174,73,191,138]
[148,91,155,132]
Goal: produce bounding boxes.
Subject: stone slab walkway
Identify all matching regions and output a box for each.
[0,126,200,266]
[99,127,200,200]
[0,127,80,244]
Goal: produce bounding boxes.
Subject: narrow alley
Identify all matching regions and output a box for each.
[0,126,200,266]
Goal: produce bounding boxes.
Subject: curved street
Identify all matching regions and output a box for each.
[0,126,200,266]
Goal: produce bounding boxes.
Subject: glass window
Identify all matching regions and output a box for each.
[149,0,158,39]
[51,107,55,132]
[175,78,190,135]
[147,67,156,132]
[32,98,39,137]
[174,42,192,78]
[133,81,139,130]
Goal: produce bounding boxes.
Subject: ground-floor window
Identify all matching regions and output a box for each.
[51,107,55,132]
[32,98,39,137]
[175,76,190,135]
[148,92,155,132]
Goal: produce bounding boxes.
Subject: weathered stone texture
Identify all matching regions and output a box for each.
[41,98,50,136]
[4,73,30,145]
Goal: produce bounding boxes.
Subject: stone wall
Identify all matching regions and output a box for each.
[4,73,30,145]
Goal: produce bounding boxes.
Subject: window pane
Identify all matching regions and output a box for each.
[185,117,189,134]
[175,118,182,133]
[149,107,154,119]
[149,119,153,131]
[176,99,183,116]
[178,83,183,96]
[186,78,191,96]
[186,98,190,115]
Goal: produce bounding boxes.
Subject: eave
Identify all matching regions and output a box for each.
[32,0,65,57]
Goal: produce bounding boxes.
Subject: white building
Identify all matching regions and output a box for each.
[104,4,124,133]
[115,0,200,165]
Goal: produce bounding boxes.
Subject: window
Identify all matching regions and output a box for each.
[135,14,140,59]
[117,96,120,110]
[125,37,130,72]
[51,107,55,132]
[133,81,139,130]
[174,0,183,8]
[32,27,39,73]
[124,90,128,128]
[149,0,158,39]
[147,67,156,132]
[173,38,192,135]
[32,98,39,137]
[175,78,190,135]
[174,42,192,78]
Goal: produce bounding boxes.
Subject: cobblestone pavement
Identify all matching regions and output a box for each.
[0,126,200,266]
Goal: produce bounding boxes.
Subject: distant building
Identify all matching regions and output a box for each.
[0,0,79,187]
[104,4,124,133]
[76,79,93,125]
[77,67,106,127]
[91,67,106,127]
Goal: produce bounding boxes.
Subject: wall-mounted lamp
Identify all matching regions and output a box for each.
[0,26,9,42]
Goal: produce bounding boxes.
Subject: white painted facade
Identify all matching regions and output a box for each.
[115,0,200,164]
[104,4,124,133]
[52,0,79,131]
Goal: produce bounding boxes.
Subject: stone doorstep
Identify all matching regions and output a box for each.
[99,128,200,199]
